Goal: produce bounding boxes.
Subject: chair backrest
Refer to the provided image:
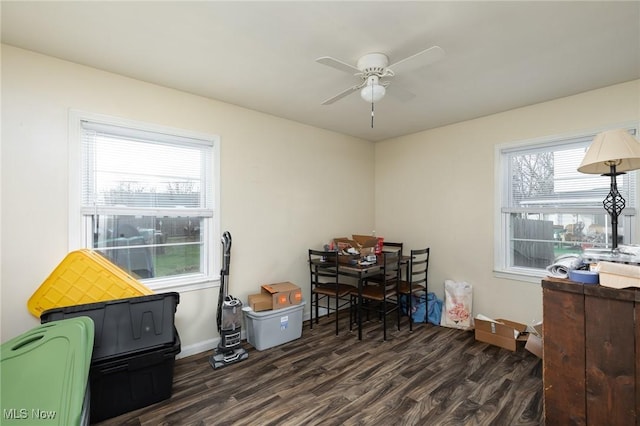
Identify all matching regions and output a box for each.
[308,249,339,287]
[381,250,401,292]
[409,248,430,288]
[381,241,404,255]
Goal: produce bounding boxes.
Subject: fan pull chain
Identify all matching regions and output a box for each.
[370,79,375,128]
[371,101,374,128]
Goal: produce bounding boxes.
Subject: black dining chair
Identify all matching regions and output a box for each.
[380,241,404,254]
[363,241,404,284]
[350,250,401,341]
[397,247,430,331]
[308,249,355,335]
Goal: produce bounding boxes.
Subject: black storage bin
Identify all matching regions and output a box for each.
[41,292,179,362]
[89,331,181,423]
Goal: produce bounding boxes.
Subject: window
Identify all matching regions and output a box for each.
[69,111,220,291]
[495,126,638,279]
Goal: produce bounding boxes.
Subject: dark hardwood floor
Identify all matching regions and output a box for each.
[94,312,543,426]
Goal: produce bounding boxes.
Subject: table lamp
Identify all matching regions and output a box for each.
[578,129,640,250]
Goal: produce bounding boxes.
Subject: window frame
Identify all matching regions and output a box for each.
[494,123,640,282]
[68,110,221,292]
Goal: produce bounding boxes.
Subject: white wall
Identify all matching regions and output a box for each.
[1,45,375,355]
[3,44,639,354]
[375,79,640,324]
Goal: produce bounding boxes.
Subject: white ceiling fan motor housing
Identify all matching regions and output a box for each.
[357,53,389,75]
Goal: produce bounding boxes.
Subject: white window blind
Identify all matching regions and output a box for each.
[81,121,213,217]
[502,129,637,214]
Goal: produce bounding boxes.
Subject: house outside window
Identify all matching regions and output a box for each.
[495,126,638,279]
[69,111,220,291]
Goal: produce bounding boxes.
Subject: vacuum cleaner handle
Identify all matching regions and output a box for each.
[221,231,232,276]
[217,231,232,333]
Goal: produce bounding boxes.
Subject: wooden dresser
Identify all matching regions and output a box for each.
[542,278,640,425]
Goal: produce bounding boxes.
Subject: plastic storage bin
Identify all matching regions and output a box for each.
[28,249,153,318]
[243,301,305,351]
[41,292,179,362]
[89,331,181,423]
[0,317,94,426]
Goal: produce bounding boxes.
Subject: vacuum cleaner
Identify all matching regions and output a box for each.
[209,231,248,369]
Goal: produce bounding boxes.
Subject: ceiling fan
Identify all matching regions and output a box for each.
[315,45,445,106]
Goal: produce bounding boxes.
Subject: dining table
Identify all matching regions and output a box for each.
[310,244,411,340]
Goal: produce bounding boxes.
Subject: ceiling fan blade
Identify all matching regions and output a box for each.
[386,82,416,102]
[388,45,445,73]
[321,84,362,105]
[316,56,360,75]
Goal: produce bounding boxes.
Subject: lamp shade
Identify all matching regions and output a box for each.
[578,129,640,174]
[360,83,385,103]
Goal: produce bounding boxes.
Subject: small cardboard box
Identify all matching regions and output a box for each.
[332,238,361,264]
[248,293,273,312]
[474,315,529,351]
[352,235,378,255]
[525,323,543,358]
[261,282,302,310]
[337,254,360,265]
[333,238,359,251]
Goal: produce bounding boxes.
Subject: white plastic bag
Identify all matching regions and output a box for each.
[441,280,473,330]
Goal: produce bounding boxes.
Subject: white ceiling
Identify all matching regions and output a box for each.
[2,1,639,142]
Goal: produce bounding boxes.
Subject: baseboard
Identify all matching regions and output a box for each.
[177,337,218,359]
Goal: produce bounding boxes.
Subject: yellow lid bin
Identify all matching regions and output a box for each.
[28,249,154,318]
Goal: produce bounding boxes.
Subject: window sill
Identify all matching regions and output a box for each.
[142,274,221,293]
[493,269,547,284]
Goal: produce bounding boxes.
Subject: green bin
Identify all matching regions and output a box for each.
[0,317,94,425]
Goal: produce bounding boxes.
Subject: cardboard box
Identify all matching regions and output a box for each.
[333,238,359,251]
[337,254,360,265]
[248,293,273,312]
[525,323,543,358]
[332,238,361,264]
[333,236,379,262]
[352,235,378,255]
[334,236,378,255]
[474,315,529,351]
[261,282,302,310]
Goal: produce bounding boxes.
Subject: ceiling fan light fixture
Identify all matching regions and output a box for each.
[316,45,444,106]
[360,83,385,103]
